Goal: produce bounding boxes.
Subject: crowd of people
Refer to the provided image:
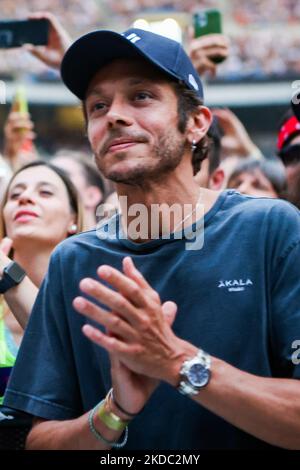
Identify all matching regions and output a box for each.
[232,0,300,24]
[1,0,300,80]
[0,0,101,79]
[0,7,299,452]
[219,31,300,80]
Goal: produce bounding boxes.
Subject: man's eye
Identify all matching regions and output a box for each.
[134,92,152,101]
[89,102,106,114]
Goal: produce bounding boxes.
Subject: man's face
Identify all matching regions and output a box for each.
[84,58,187,184]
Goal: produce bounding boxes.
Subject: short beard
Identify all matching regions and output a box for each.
[96,131,186,186]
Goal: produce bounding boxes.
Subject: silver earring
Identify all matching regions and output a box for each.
[191,139,197,152]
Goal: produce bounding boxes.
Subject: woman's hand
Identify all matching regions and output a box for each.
[0,237,13,276]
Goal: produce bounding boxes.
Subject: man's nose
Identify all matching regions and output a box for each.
[106,98,134,128]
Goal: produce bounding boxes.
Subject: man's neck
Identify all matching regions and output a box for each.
[114,170,221,243]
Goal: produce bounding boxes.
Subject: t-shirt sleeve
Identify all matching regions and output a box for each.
[4,248,82,420]
[269,202,300,379]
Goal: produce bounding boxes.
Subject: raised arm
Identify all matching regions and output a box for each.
[0,238,38,328]
[23,12,72,69]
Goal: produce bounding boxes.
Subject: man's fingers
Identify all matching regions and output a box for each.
[122,257,149,288]
[122,257,161,303]
[82,323,136,355]
[24,45,48,61]
[191,34,230,49]
[97,264,147,307]
[73,297,136,341]
[161,301,177,326]
[79,277,142,327]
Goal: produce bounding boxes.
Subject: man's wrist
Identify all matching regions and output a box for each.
[106,389,135,422]
[164,339,199,387]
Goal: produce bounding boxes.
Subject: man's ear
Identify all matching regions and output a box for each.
[209,168,225,190]
[84,186,103,209]
[187,106,213,145]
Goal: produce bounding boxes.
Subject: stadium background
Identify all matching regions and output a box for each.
[0,0,299,157]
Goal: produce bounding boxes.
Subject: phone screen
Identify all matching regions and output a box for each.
[0,19,49,48]
[193,10,225,64]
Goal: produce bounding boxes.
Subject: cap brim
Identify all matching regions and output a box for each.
[61,30,180,100]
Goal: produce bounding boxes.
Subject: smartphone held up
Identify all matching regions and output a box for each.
[0,19,49,48]
[193,9,225,64]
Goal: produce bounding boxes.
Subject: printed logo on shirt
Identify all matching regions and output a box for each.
[218,279,253,292]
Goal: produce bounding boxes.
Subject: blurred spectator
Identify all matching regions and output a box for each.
[277,108,300,208]
[0,2,101,78]
[212,108,263,160]
[103,0,216,18]
[232,0,300,25]
[227,157,287,198]
[3,110,38,172]
[188,31,230,78]
[0,156,13,200]
[52,150,106,229]
[23,11,72,70]
[0,160,83,449]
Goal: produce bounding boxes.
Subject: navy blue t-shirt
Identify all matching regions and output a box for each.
[4,190,300,449]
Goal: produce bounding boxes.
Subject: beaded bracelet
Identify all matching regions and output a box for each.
[88,401,128,449]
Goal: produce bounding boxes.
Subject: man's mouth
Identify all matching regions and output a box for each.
[107,140,141,153]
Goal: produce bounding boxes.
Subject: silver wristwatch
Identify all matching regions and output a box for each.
[177,349,211,396]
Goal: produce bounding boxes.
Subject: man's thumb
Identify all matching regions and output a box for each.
[162,301,177,326]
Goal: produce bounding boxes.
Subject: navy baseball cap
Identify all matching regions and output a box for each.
[61,28,204,101]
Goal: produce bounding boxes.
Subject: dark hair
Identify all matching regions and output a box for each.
[207,117,222,174]
[173,82,212,175]
[53,150,106,196]
[228,157,287,197]
[0,160,84,239]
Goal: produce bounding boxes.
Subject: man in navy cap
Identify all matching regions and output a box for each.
[4,28,300,450]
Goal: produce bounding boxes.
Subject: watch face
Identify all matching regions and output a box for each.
[7,262,25,283]
[188,363,210,387]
